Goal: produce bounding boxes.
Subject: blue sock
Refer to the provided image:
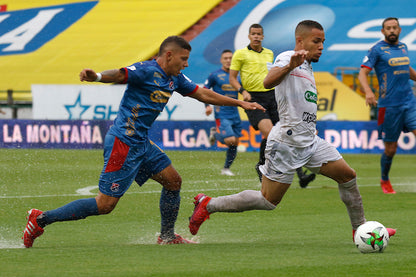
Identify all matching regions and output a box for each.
[381,153,393,181]
[224,145,237,169]
[159,188,180,239]
[39,198,99,227]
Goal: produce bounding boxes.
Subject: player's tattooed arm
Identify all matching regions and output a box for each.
[79,68,126,84]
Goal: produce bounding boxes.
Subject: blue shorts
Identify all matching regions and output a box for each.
[377,101,416,142]
[98,134,171,197]
[215,117,242,143]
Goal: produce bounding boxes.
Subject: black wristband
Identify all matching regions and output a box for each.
[238,87,245,94]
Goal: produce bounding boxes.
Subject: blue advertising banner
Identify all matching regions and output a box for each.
[0,119,262,151]
[1,120,416,154]
[183,0,416,84]
[317,121,415,154]
[0,120,110,149]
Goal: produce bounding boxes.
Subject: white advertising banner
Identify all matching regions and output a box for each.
[32,84,213,121]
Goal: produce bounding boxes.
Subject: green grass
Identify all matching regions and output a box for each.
[0,149,415,276]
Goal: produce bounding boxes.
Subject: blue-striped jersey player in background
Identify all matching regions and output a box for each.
[359,17,416,194]
[204,49,242,176]
[23,36,265,247]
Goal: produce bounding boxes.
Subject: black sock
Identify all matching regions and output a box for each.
[259,138,267,165]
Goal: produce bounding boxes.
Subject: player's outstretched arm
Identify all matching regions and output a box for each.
[191,87,265,111]
[264,50,307,89]
[79,68,126,84]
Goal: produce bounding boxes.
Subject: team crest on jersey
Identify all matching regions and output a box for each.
[110,183,120,192]
[304,90,317,104]
[169,81,174,90]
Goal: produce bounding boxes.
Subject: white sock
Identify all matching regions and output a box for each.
[207,190,276,213]
[338,178,366,229]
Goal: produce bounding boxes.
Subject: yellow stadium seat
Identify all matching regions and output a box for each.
[1,0,222,92]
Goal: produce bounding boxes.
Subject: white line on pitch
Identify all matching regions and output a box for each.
[1,180,415,199]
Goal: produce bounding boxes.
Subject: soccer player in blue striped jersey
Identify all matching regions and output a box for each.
[22,36,265,247]
[359,17,416,194]
[204,49,242,176]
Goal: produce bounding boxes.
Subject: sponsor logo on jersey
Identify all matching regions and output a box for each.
[302,112,317,123]
[304,90,317,104]
[221,84,237,91]
[150,90,171,103]
[388,57,410,66]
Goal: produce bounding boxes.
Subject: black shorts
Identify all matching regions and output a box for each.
[245,90,279,130]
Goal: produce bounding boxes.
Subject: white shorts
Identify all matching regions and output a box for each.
[259,135,342,184]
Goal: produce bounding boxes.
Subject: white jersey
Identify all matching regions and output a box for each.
[268,50,317,147]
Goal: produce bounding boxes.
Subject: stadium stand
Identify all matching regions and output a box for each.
[0,0,224,97]
[181,0,239,41]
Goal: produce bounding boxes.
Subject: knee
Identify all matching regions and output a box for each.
[347,168,357,181]
[261,192,279,209]
[97,203,116,215]
[384,143,397,157]
[224,137,239,147]
[338,168,356,184]
[95,196,118,215]
[384,148,396,157]
[165,175,182,191]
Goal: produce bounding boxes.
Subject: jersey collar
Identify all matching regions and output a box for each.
[247,45,264,53]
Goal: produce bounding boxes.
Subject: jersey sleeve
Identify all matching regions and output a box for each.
[272,51,291,68]
[176,74,198,96]
[230,49,243,71]
[204,73,214,89]
[123,63,145,84]
[361,45,378,70]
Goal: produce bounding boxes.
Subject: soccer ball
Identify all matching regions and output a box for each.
[354,221,389,253]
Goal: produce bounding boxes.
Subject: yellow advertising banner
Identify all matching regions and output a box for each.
[315,72,370,120]
[0,0,221,91]
[239,72,370,121]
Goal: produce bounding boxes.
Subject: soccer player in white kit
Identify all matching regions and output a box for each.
[189,20,396,241]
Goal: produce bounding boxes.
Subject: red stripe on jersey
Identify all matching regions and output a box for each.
[215,118,221,129]
[361,65,372,70]
[185,85,199,96]
[377,107,386,126]
[104,137,130,173]
[289,73,315,85]
[120,68,128,84]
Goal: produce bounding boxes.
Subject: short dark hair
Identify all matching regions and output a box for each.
[221,49,232,54]
[295,20,323,36]
[382,17,399,28]
[249,23,263,33]
[158,36,191,56]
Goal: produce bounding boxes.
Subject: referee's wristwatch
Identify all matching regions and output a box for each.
[238,87,245,94]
